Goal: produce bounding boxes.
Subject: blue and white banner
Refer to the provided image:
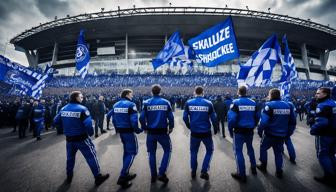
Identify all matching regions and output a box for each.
[279,35,298,83]
[152,31,185,70]
[0,55,46,99]
[75,30,90,78]
[237,34,282,87]
[188,16,240,67]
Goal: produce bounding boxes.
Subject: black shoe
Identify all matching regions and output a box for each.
[256,163,267,172]
[106,128,111,130]
[191,171,196,179]
[290,159,296,165]
[314,176,334,185]
[231,172,247,182]
[95,134,99,138]
[66,174,73,184]
[36,137,42,141]
[251,167,257,175]
[200,172,209,180]
[276,171,283,179]
[151,175,157,183]
[125,173,136,181]
[158,174,169,184]
[95,173,109,186]
[101,130,107,134]
[117,176,132,188]
[222,135,226,138]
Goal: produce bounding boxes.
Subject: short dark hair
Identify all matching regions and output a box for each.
[318,87,331,98]
[238,86,247,96]
[195,86,204,95]
[121,89,133,98]
[70,91,82,102]
[269,88,281,100]
[152,84,161,95]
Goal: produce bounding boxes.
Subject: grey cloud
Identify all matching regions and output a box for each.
[139,0,169,5]
[285,0,310,5]
[308,0,336,17]
[35,0,70,18]
[0,0,28,20]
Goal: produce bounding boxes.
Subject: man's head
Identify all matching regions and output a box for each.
[70,91,84,103]
[194,86,204,96]
[237,85,247,97]
[315,87,330,101]
[151,84,161,96]
[33,100,39,106]
[268,88,281,100]
[98,95,104,101]
[121,89,133,100]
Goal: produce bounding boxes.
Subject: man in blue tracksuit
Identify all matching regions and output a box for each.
[140,84,174,184]
[228,86,259,182]
[53,91,109,186]
[108,89,142,188]
[310,87,336,184]
[283,95,297,164]
[183,86,218,180]
[257,88,296,178]
[31,100,45,141]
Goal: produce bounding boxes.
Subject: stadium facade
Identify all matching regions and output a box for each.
[10,7,336,81]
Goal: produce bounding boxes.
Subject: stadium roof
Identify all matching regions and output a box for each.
[10,7,336,51]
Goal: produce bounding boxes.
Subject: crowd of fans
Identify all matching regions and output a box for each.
[0,72,334,138]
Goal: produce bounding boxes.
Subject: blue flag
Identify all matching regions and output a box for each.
[152,31,185,70]
[75,30,90,78]
[279,35,298,83]
[237,34,282,87]
[188,16,240,67]
[43,62,54,82]
[0,55,46,99]
[280,81,291,97]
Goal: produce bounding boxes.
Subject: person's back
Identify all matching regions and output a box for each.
[257,88,296,178]
[184,97,216,134]
[229,96,258,132]
[183,86,218,181]
[59,103,93,137]
[141,96,174,131]
[260,100,294,137]
[53,91,109,186]
[228,86,258,181]
[139,85,174,184]
[213,97,226,120]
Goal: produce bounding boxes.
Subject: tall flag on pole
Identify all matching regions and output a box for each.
[188,16,240,67]
[279,35,298,82]
[279,35,298,97]
[152,31,185,70]
[75,30,90,78]
[237,34,282,87]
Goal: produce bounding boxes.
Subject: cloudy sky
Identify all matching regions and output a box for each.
[0,0,336,66]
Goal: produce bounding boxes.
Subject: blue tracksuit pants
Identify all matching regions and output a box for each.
[146,134,172,177]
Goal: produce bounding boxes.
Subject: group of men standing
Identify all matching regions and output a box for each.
[52,84,336,188]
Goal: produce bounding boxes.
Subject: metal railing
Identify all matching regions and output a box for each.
[10,6,336,44]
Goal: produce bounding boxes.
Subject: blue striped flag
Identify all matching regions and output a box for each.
[152,31,185,70]
[279,35,298,82]
[237,34,282,87]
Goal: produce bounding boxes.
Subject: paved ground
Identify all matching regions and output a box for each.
[0,110,335,192]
